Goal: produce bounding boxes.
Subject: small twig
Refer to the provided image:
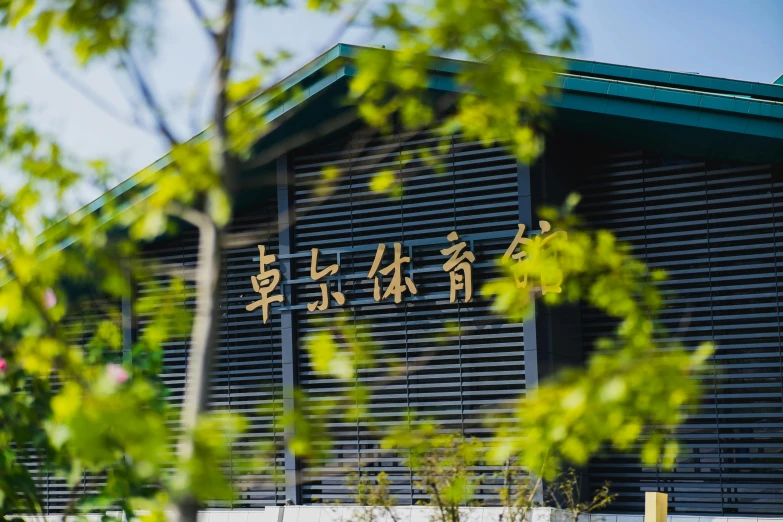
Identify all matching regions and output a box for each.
[211,0,238,191]
[60,478,81,522]
[42,51,153,133]
[316,0,370,55]
[185,0,219,44]
[121,51,181,147]
[188,61,216,136]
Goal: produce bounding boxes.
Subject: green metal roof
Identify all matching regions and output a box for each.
[250,43,783,160]
[263,43,783,134]
[70,43,783,233]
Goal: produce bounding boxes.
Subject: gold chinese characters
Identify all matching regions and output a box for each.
[368,243,418,303]
[502,220,566,295]
[308,248,345,311]
[245,223,565,320]
[245,245,285,324]
[441,231,475,303]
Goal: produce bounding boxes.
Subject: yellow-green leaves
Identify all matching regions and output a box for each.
[126,140,231,241]
[28,9,54,44]
[17,336,63,377]
[8,0,35,28]
[386,430,481,511]
[7,0,152,65]
[225,50,291,158]
[349,0,577,167]
[206,186,231,227]
[173,412,246,502]
[308,330,354,380]
[485,199,714,477]
[132,208,166,240]
[47,369,169,482]
[272,388,332,461]
[0,282,23,325]
[369,170,398,195]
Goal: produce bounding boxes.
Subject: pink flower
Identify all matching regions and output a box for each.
[0,358,7,372]
[43,288,57,310]
[106,363,129,385]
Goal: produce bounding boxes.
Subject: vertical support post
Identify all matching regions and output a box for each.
[518,162,539,392]
[121,262,134,365]
[645,492,668,522]
[517,162,543,503]
[277,154,301,505]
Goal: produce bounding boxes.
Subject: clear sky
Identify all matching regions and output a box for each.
[1,0,781,192]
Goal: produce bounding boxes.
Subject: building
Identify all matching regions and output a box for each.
[75,44,783,516]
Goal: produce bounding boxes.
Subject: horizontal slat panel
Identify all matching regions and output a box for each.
[578,150,783,515]
[292,130,526,504]
[138,207,286,509]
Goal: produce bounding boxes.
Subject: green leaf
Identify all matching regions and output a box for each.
[10,0,35,27]
[29,10,55,45]
[206,187,232,227]
[137,209,166,239]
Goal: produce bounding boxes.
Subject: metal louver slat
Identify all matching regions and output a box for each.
[222,210,285,507]
[292,130,526,505]
[30,303,123,513]
[139,204,286,509]
[578,150,783,515]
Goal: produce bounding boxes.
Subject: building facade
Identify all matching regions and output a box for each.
[56,45,783,516]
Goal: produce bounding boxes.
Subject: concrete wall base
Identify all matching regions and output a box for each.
[19,507,783,522]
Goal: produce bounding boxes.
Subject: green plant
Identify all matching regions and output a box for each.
[545,468,615,522]
[349,471,399,522]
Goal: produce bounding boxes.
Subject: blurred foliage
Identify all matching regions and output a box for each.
[499,459,541,522]
[348,430,617,522]
[545,468,615,522]
[352,0,578,189]
[6,0,155,63]
[348,471,398,522]
[302,195,711,489]
[484,196,713,477]
[0,52,237,519]
[0,0,710,520]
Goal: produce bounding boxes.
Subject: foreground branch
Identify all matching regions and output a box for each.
[171,1,237,522]
[171,208,223,522]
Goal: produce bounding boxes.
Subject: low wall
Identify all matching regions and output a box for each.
[192,507,783,522]
[19,507,783,522]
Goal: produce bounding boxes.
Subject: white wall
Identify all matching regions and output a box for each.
[18,506,783,522]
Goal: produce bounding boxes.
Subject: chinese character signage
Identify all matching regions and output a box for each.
[246,245,284,324]
[246,222,563,323]
[368,242,417,303]
[308,248,345,311]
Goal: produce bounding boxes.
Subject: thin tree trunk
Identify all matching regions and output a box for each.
[172,215,224,522]
[173,2,236,521]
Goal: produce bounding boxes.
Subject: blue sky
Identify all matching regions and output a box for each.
[1,0,781,194]
[577,1,782,83]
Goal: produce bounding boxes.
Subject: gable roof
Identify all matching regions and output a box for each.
[70,43,783,238]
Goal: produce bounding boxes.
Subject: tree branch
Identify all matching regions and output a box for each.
[185,0,220,44]
[188,62,216,136]
[166,202,213,230]
[121,51,181,147]
[170,207,222,522]
[317,0,369,55]
[212,0,238,192]
[170,3,236,522]
[43,51,154,133]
